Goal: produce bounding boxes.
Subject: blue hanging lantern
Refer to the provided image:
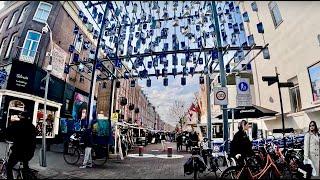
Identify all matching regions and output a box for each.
[181,58,186,66]
[189,67,195,76]
[64,64,70,74]
[163,77,168,86]
[92,6,98,19]
[228,23,233,29]
[257,22,264,33]
[199,76,204,84]
[183,67,188,76]
[97,13,103,24]
[233,23,240,34]
[198,58,203,65]
[197,37,202,48]
[148,61,152,69]
[69,45,75,53]
[247,63,252,70]
[226,64,230,73]
[181,77,186,86]
[163,43,169,51]
[240,23,245,31]
[248,34,255,46]
[172,68,177,78]
[153,57,158,67]
[147,79,151,87]
[107,2,114,10]
[251,2,258,12]
[162,68,168,77]
[82,16,88,24]
[172,55,178,66]
[263,47,270,59]
[78,10,84,18]
[73,25,79,34]
[124,71,130,79]
[93,30,99,39]
[155,69,160,77]
[130,80,135,87]
[72,53,80,64]
[203,66,208,74]
[242,12,250,22]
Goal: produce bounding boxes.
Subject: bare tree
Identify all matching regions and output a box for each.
[169,100,189,131]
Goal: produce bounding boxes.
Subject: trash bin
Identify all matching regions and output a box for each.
[167,147,172,157]
[139,146,143,156]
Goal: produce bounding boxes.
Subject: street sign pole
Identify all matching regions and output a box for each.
[275,67,286,150]
[211,1,229,151]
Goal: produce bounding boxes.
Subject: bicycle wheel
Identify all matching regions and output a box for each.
[63,146,80,165]
[92,146,108,167]
[220,166,240,179]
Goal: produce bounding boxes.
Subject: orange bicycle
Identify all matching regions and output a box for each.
[220,144,281,179]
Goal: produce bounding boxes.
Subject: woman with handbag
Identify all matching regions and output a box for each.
[304,121,320,177]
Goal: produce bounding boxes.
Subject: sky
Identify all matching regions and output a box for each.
[76,1,249,126]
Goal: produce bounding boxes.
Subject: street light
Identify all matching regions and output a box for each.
[40,22,53,167]
[262,67,294,150]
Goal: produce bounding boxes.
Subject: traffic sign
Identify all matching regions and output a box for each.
[236,77,252,106]
[213,87,228,105]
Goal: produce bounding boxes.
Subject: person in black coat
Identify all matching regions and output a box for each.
[5,111,36,179]
[230,120,254,159]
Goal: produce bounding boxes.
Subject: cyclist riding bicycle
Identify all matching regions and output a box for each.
[5,110,36,179]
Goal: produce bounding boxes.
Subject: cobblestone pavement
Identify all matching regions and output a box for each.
[0,141,221,179]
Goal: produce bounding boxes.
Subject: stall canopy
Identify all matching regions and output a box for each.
[215,105,278,119]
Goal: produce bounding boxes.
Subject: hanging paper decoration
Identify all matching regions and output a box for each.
[257,22,264,33]
[73,25,79,34]
[181,77,186,86]
[239,23,244,31]
[181,58,186,66]
[248,34,255,46]
[251,2,258,12]
[203,66,208,74]
[82,16,88,24]
[172,55,178,66]
[247,63,252,70]
[79,10,84,18]
[147,61,152,69]
[92,6,98,19]
[155,69,160,77]
[147,79,151,87]
[139,69,148,79]
[97,13,103,24]
[183,67,188,76]
[263,47,270,59]
[124,71,130,79]
[242,12,250,22]
[163,77,168,86]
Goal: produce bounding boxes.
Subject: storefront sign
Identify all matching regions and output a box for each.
[49,43,68,79]
[7,61,36,94]
[111,113,119,122]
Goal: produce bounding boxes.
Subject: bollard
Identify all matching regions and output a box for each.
[167,147,172,157]
[139,146,143,156]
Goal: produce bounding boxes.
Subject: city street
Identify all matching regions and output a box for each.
[0,141,220,179]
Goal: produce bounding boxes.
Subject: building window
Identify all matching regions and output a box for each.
[20,31,41,64]
[268,1,283,28]
[5,33,17,59]
[18,5,29,24]
[33,2,52,23]
[288,77,302,113]
[0,38,7,57]
[0,18,7,33]
[74,34,83,53]
[8,11,19,29]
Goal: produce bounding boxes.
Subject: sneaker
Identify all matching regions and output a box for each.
[79,165,87,169]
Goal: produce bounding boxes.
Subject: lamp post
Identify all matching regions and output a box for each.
[40,22,53,167]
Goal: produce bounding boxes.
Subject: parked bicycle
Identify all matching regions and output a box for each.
[0,141,38,179]
[63,133,108,167]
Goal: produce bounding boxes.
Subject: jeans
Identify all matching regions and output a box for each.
[6,153,29,179]
[82,147,92,166]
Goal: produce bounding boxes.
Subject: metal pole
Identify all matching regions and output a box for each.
[87,5,109,127]
[41,24,53,167]
[205,58,212,148]
[211,1,229,150]
[231,108,235,139]
[275,67,286,150]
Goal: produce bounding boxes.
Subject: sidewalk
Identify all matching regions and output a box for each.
[0,141,220,179]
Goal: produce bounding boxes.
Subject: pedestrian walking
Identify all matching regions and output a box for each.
[161,133,166,151]
[5,111,36,179]
[79,108,94,169]
[304,121,319,177]
[176,133,183,151]
[230,120,254,159]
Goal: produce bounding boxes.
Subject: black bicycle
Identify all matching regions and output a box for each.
[63,133,108,167]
